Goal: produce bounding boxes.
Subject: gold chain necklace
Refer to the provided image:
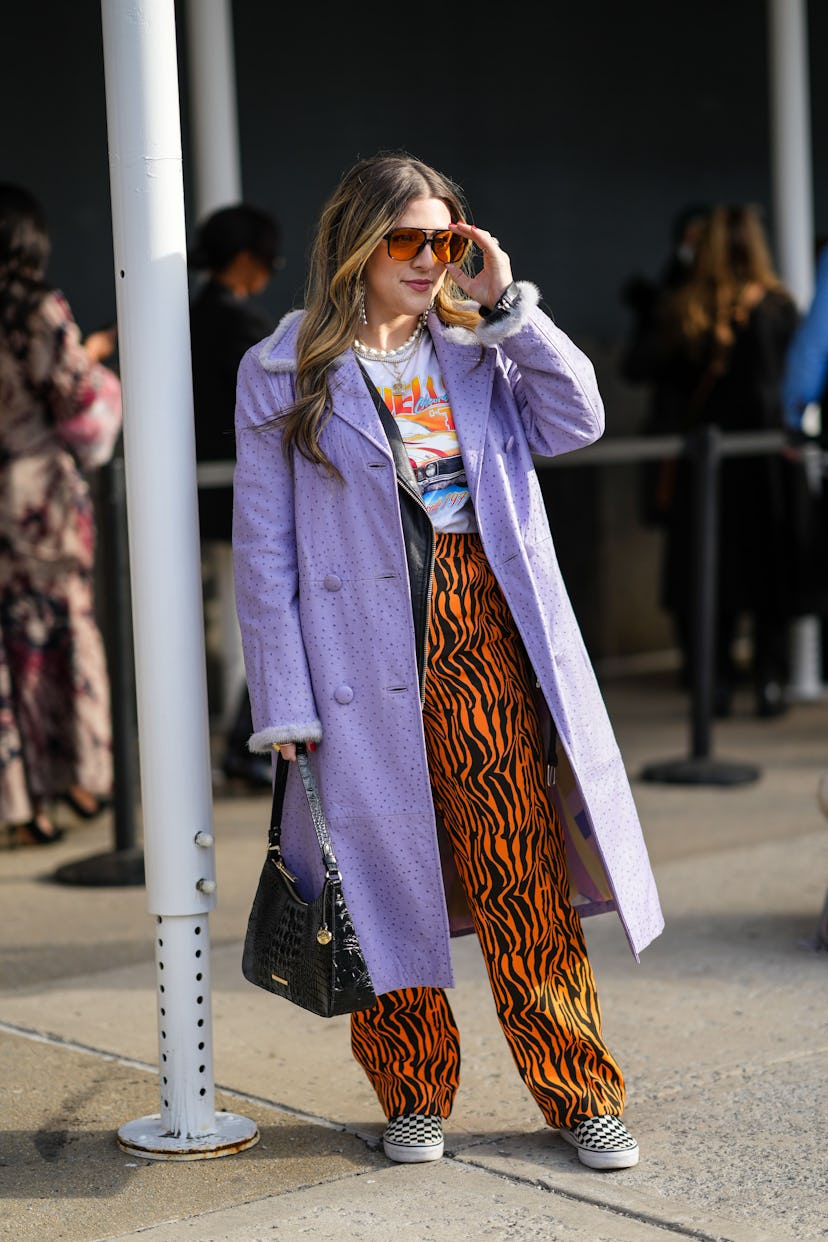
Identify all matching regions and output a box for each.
[353,320,425,396]
[375,337,421,395]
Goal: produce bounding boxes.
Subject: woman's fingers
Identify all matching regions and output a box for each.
[273,741,297,762]
[447,222,513,309]
[271,740,317,762]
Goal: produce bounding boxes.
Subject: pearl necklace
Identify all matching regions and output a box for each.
[353,313,426,361]
[354,320,426,396]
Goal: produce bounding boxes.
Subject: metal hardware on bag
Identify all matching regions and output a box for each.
[316,925,333,945]
[547,763,557,787]
[273,857,299,883]
[271,973,288,985]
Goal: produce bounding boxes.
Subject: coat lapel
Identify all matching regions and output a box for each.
[329,351,394,458]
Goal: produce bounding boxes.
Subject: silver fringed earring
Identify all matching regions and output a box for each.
[359,280,368,327]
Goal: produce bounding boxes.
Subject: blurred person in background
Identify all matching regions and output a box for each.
[188,202,282,789]
[618,204,710,688]
[0,184,121,845]
[619,205,710,534]
[650,203,800,718]
[782,238,828,435]
[784,242,828,953]
[779,239,828,669]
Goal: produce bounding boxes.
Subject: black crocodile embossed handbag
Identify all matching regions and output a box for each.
[242,743,377,1017]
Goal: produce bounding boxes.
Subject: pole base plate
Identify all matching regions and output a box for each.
[50,847,146,887]
[117,1113,259,1160]
[640,757,760,786]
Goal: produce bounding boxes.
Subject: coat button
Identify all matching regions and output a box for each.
[324,574,342,591]
[334,684,354,704]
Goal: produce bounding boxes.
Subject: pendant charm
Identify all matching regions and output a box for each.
[391,381,405,396]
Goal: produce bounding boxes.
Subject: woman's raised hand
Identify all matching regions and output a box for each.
[445,222,514,311]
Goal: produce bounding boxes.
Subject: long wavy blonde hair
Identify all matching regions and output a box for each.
[663,203,786,351]
[281,151,480,474]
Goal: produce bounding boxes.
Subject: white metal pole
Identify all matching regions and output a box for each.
[100,0,257,1159]
[184,0,243,220]
[184,0,246,731]
[767,0,823,701]
[768,0,814,310]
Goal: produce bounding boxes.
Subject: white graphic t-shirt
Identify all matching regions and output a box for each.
[359,334,478,533]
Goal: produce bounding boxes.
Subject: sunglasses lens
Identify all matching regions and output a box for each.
[433,232,469,264]
[387,229,423,260]
[452,234,470,263]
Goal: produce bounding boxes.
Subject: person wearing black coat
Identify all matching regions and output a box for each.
[188,203,281,785]
[618,205,709,536]
[643,204,801,718]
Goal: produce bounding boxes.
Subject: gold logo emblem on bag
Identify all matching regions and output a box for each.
[316,925,332,945]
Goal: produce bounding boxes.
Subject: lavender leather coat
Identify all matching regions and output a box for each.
[233,286,664,997]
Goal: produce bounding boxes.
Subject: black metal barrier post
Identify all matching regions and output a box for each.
[640,424,759,786]
[53,455,145,885]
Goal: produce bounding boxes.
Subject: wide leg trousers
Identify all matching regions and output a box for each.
[351,532,626,1128]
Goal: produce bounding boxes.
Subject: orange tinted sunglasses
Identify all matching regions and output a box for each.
[382,227,470,265]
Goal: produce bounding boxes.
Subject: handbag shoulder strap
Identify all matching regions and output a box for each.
[295,744,340,876]
[268,744,340,878]
[266,753,289,850]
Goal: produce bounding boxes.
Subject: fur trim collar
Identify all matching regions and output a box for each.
[256,308,303,373]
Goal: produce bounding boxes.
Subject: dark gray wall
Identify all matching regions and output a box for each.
[5,3,827,348]
[226,1,828,348]
[3,1,827,661]
[3,4,115,333]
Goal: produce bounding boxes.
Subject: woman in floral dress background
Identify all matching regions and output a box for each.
[0,184,122,844]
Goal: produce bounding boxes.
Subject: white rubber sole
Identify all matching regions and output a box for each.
[559,1127,640,1170]
[382,1136,444,1163]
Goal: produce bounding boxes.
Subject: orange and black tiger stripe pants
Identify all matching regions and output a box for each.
[350,531,626,1128]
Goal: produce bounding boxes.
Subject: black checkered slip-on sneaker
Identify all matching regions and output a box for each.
[382,1113,444,1163]
[559,1115,639,1170]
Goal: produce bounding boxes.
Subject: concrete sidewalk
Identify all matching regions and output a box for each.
[1,670,827,1241]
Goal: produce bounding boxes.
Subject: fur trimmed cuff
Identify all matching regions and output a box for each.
[248,722,323,754]
[476,281,541,344]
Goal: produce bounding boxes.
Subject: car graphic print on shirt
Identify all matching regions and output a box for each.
[377,370,471,523]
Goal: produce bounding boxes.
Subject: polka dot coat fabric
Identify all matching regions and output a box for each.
[232,302,664,997]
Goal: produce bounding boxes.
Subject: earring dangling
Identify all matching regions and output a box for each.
[360,281,368,327]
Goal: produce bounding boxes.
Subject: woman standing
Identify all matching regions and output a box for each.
[233,152,663,1170]
[0,184,121,843]
[653,204,800,716]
